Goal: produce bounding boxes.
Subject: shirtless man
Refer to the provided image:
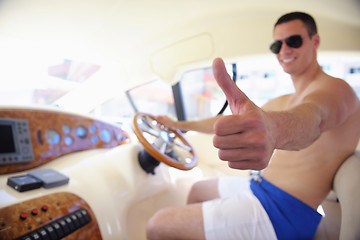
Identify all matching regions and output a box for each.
[147,12,360,239]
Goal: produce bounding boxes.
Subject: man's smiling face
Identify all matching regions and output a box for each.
[273,19,319,76]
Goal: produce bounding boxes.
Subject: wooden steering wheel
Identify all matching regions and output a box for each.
[132,112,197,170]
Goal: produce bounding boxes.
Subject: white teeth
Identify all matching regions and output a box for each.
[283,58,294,63]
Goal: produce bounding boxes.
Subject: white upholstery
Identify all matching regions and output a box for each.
[334,151,360,240]
[314,151,360,240]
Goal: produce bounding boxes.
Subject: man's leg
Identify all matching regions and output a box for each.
[146,203,205,240]
[187,178,220,204]
[147,178,220,239]
[147,177,276,239]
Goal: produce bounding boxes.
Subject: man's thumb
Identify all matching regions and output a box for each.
[212,58,249,112]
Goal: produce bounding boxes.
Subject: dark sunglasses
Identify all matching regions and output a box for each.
[269,35,303,54]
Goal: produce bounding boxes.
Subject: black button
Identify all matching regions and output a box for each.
[70,213,81,229]
[28,231,42,240]
[37,228,51,240]
[51,222,65,239]
[75,210,86,226]
[58,219,70,236]
[17,235,32,240]
[64,216,75,232]
[44,224,58,240]
[80,209,91,223]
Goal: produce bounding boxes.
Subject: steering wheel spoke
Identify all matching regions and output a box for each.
[159,142,168,154]
[133,112,197,170]
[137,119,160,137]
[172,141,192,152]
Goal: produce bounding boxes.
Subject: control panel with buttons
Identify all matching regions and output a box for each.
[0,108,131,174]
[17,208,91,240]
[0,192,102,239]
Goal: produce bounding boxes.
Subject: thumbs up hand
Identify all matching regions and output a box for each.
[212,58,276,170]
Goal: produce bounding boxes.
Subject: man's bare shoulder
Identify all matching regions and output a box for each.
[309,74,355,96]
[306,74,359,110]
[262,94,292,111]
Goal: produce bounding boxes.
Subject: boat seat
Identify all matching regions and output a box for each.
[314,151,360,240]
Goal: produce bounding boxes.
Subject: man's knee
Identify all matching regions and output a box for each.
[187,179,219,204]
[187,183,198,204]
[147,204,205,240]
[146,208,171,240]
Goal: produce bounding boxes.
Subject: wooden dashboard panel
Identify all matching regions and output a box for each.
[0,192,102,239]
[0,108,131,174]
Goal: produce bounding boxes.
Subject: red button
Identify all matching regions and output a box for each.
[31,209,38,216]
[41,205,48,212]
[20,212,27,220]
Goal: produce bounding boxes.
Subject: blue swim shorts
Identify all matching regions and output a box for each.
[250,176,322,240]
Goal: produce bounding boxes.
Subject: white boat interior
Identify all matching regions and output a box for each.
[0,0,360,239]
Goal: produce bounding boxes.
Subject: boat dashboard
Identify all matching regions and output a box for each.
[0,107,130,174]
[0,106,237,239]
[0,107,133,239]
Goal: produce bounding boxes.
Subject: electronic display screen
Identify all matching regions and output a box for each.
[0,124,16,154]
[0,118,34,164]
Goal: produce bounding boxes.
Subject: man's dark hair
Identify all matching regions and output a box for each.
[275,12,318,38]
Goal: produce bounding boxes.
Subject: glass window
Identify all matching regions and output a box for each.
[179,66,232,121]
[318,55,360,99]
[178,54,360,124]
[235,54,360,107]
[0,56,101,107]
[127,79,176,116]
[89,94,135,127]
[235,56,294,107]
[345,68,360,98]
